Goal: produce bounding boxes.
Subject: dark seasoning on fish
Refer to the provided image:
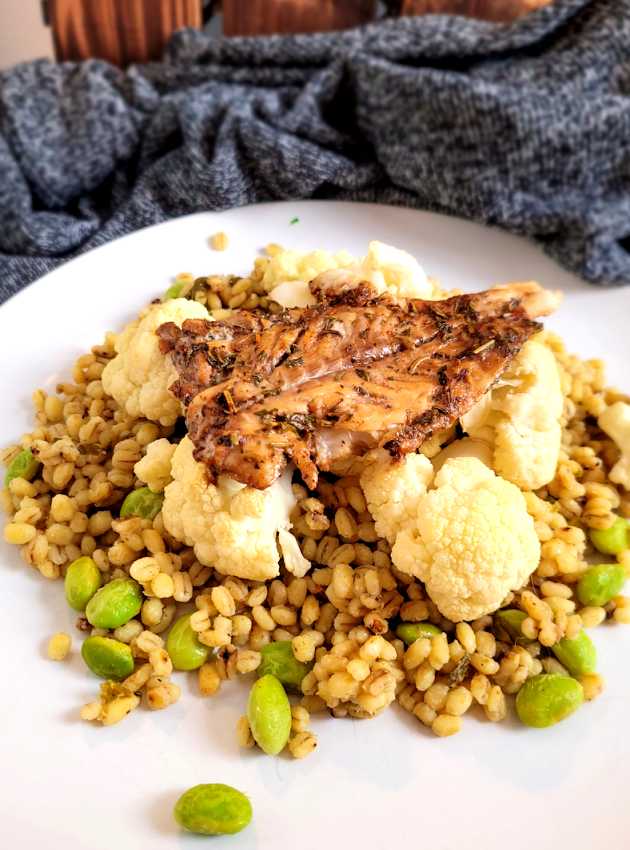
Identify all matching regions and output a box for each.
[158,279,560,491]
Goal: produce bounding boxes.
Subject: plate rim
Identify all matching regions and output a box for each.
[0,200,527,312]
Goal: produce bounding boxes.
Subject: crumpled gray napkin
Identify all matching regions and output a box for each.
[1,0,629,304]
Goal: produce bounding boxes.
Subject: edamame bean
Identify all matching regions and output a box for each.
[396,622,442,644]
[495,609,528,640]
[247,674,291,756]
[4,449,40,487]
[120,487,163,520]
[577,563,626,606]
[589,517,629,555]
[515,673,583,728]
[85,578,142,629]
[166,614,209,671]
[64,556,102,611]
[174,784,252,836]
[164,281,185,300]
[551,630,597,676]
[258,640,312,690]
[81,636,134,680]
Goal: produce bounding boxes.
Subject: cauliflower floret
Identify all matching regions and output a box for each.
[102,298,209,426]
[432,437,493,473]
[162,438,309,582]
[359,240,433,300]
[598,402,630,490]
[134,439,176,493]
[361,455,540,622]
[360,452,434,545]
[267,279,317,309]
[262,247,355,292]
[267,241,437,308]
[460,339,563,491]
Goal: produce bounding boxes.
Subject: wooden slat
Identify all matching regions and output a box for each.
[223,0,377,37]
[49,0,202,65]
[400,0,553,23]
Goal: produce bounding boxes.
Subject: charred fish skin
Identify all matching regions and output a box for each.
[160,282,555,490]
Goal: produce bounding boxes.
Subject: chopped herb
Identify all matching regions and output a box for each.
[472,339,496,355]
[222,389,237,414]
[286,412,316,433]
[427,305,452,338]
[285,356,304,368]
[321,317,345,337]
[253,407,315,435]
[448,655,471,687]
[255,409,279,426]
[460,300,478,322]
[289,217,300,225]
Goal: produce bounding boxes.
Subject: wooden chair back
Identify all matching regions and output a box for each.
[48,0,201,65]
[222,0,376,37]
[47,0,554,65]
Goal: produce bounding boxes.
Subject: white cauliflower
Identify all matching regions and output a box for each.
[264,247,354,306]
[267,241,437,308]
[358,240,433,301]
[102,298,209,426]
[432,437,493,473]
[598,401,630,490]
[361,455,540,622]
[460,338,563,491]
[162,438,309,582]
[134,438,176,493]
[360,452,433,545]
[267,279,317,309]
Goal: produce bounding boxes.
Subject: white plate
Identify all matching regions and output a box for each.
[1,201,628,850]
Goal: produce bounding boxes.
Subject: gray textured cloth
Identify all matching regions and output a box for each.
[1,0,629,304]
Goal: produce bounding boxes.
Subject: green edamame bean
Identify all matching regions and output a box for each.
[64,556,102,611]
[247,674,291,756]
[85,578,142,629]
[163,281,185,300]
[395,622,442,644]
[81,636,134,680]
[4,449,40,487]
[166,614,209,671]
[174,784,252,836]
[589,517,629,555]
[577,563,626,607]
[551,630,597,676]
[120,487,163,520]
[495,609,528,640]
[515,673,583,728]
[258,641,312,690]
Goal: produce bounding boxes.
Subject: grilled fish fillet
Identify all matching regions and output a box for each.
[158,280,561,490]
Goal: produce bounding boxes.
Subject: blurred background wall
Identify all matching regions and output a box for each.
[0,1,54,69]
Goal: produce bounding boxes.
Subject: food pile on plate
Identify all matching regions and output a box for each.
[3,241,630,760]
